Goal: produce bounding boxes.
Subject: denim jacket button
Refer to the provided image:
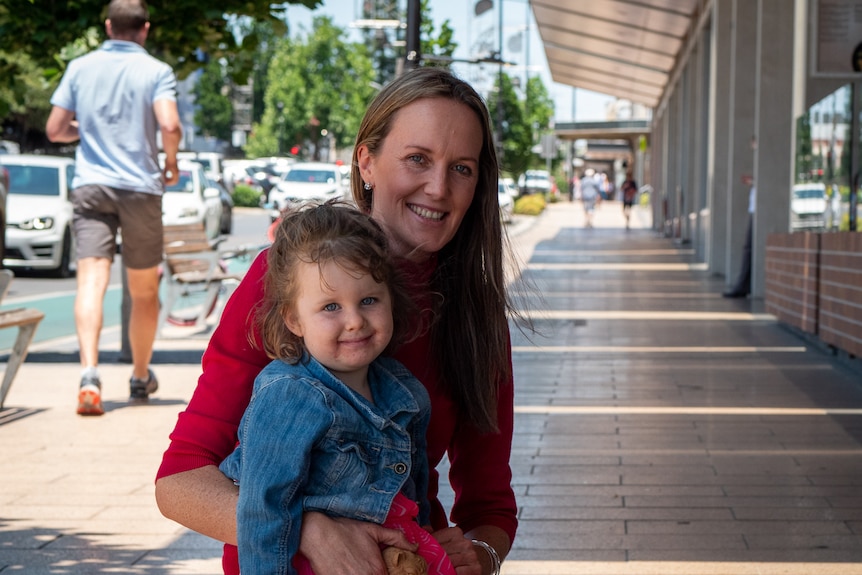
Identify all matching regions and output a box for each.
[393,462,408,474]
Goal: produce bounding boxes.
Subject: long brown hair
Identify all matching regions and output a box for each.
[351,67,511,433]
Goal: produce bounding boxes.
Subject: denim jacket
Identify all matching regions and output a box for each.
[219,354,431,575]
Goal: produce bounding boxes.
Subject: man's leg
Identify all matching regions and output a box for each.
[126,265,160,382]
[75,256,112,415]
[75,256,113,369]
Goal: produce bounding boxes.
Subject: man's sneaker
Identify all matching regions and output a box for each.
[77,374,104,416]
[129,368,158,401]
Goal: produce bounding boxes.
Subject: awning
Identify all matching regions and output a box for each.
[531,0,703,109]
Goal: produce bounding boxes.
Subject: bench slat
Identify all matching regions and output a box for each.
[0,308,46,329]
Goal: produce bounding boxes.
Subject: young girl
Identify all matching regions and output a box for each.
[218,201,454,575]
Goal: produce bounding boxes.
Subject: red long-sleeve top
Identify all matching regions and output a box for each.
[156,251,517,574]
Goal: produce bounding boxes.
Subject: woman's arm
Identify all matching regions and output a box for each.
[155,252,270,542]
[155,465,239,545]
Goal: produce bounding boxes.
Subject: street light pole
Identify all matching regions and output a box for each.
[405,0,420,70]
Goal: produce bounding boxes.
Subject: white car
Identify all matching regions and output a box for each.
[162,160,223,241]
[498,179,516,224]
[790,183,827,231]
[518,169,552,196]
[268,162,346,220]
[2,154,76,277]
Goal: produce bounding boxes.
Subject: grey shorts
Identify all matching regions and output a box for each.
[71,184,163,269]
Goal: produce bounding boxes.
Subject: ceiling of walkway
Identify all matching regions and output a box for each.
[531,0,703,109]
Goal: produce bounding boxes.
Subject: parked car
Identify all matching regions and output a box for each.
[498,179,516,224]
[222,159,280,203]
[1,155,76,277]
[791,183,827,231]
[161,160,223,241]
[518,169,552,196]
[207,176,234,235]
[267,162,346,220]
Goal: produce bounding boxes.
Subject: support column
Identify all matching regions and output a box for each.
[752,0,797,297]
[708,0,733,274]
[725,0,758,286]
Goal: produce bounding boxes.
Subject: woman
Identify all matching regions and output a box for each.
[156,67,517,575]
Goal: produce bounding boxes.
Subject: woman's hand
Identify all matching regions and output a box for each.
[300,512,416,575]
[430,526,482,575]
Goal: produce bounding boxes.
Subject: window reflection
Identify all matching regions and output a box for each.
[794,84,850,231]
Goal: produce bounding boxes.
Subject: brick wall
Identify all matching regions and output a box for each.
[819,233,862,357]
[765,233,820,334]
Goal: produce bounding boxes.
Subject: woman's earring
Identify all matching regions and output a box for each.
[363,182,373,191]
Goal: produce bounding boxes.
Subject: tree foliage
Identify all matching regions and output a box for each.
[244,16,376,160]
[487,72,555,178]
[0,0,320,80]
[193,59,233,142]
[419,0,456,64]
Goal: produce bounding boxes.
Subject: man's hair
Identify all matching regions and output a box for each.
[107,0,149,36]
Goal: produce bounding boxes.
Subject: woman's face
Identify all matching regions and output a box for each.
[358,98,483,262]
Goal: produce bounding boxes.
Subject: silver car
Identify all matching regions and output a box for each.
[2,155,76,277]
[267,162,347,220]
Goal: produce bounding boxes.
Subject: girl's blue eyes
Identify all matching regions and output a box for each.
[322,297,376,311]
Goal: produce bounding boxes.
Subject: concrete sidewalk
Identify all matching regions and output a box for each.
[3,200,862,574]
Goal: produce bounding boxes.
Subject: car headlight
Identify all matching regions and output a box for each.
[19,217,55,230]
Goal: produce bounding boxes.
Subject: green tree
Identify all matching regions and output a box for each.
[524,75,554,159]
[419,0,457,65]
[486,72,556,178]
[0,50,54,148]
[357,0,458,85]
[193,58,233,142]
[0,1,319,80]
[487,72,530,177]
[244,16,376,160]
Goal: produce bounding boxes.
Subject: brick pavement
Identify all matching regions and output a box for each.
[3,200,862,574]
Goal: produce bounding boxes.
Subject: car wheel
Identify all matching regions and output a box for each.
[220,208,233,235]
[51,227,74,279]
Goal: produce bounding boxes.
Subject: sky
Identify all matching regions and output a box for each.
[281,0,616,123]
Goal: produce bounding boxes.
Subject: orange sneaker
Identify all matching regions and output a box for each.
[77,376,104,416]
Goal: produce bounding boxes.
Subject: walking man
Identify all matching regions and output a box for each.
[46,0,181,415]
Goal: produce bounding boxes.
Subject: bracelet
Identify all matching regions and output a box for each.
[471,539,501,575]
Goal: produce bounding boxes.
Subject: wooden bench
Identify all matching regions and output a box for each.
[0,269,45,408]
[157,223,243,336]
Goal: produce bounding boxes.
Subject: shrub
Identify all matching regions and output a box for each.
[232,184,262,208]
[514,193,547,216]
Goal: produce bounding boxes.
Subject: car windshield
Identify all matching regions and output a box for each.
[286,169,336,183]
[793,188,824,199]
[4,164,60,196]
[166,171,194,193]
[196,159,213,171]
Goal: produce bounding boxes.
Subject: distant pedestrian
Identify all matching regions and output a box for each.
[621,173,638,230]
[580,168,601,228]
[723,178,755,298]
[45,0,182,416]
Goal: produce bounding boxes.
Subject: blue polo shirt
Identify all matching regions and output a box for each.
[50,40,177,195]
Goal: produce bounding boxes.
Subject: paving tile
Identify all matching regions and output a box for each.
[5,202,862,573]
